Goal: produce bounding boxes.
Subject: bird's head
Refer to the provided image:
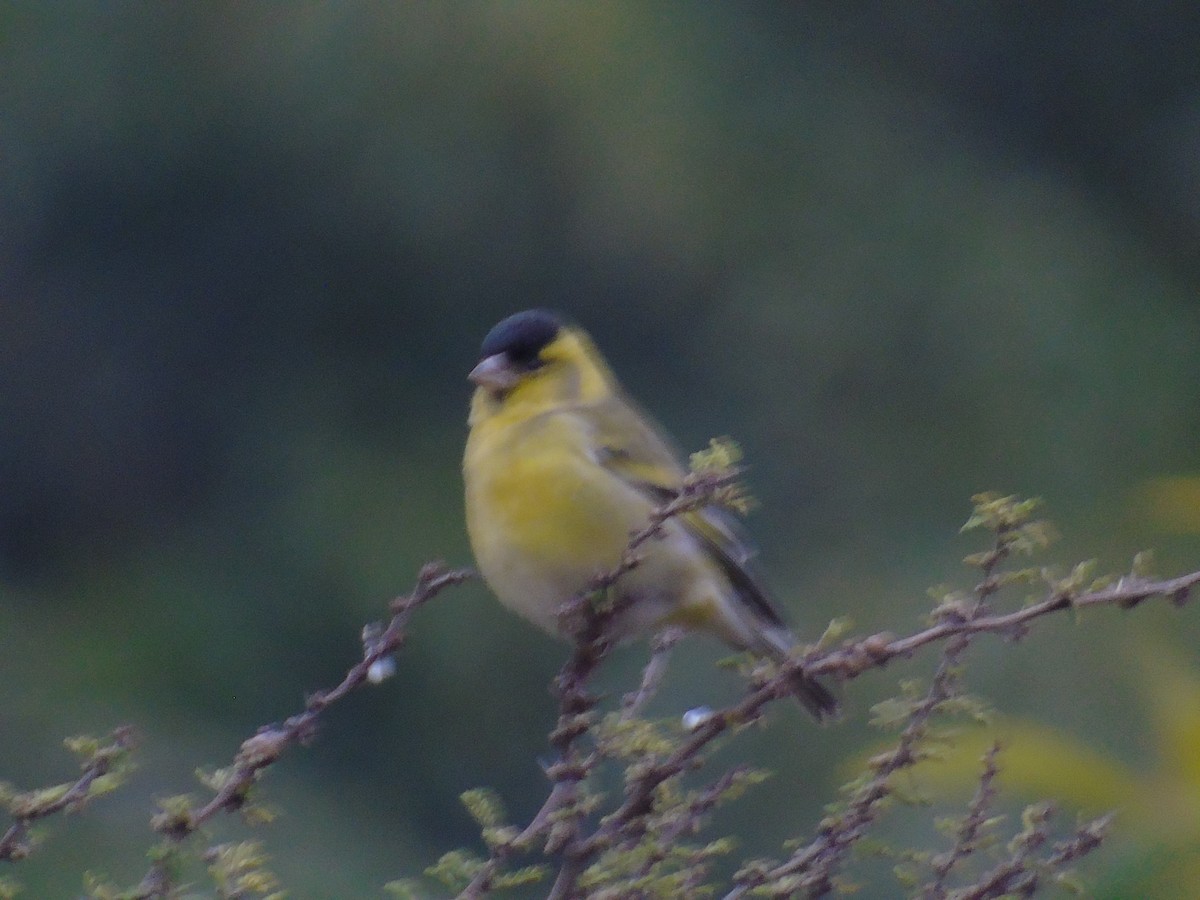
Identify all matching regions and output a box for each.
[468,310,616,419]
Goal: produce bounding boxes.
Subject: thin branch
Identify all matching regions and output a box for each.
[802,568,1199,684]
[729,635,974,899]
[948,809,1111,900]
[0,727,138,863]
[924,742,1003,898]
[458,596,611,898]
[952,804,1052,900]
[474,552,1198,900]
[131,562,473,898]
[620,627,684,722]
[658,765,751,846]
[721,532,1187,898]
[453,474,1200,898]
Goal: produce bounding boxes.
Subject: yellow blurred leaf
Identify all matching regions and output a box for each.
[1130,644,1200,789]
[853,719,1140,814]
[1134,476,1200,533]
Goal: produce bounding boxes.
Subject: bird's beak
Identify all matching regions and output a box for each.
[468,354,521,392]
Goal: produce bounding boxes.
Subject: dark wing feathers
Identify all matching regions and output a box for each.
[581,393,786,628]
[580,392,840,722]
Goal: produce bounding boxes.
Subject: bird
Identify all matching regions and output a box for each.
[462,309,838,720]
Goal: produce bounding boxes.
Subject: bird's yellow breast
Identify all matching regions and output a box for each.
[464,406,650,633]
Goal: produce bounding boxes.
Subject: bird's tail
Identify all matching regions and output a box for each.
[786,668,840,722]
[706,591,840,721]
[756,626,840,722]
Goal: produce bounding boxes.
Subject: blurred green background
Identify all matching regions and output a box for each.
[3,3,1199,896]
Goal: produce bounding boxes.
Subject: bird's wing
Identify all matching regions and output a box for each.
[580,394,788,631]
[581,392,686,497]
[577,393,839,721]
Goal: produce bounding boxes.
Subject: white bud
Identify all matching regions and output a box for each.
[367,656,396,683]
[682,706,714,732]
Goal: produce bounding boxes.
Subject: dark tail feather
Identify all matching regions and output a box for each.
[751,624,841,722]
[789,670,840,722]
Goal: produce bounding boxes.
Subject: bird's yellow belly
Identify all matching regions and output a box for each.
[466,446,648,633]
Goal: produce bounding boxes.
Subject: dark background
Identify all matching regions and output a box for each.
[3,4,1199,896]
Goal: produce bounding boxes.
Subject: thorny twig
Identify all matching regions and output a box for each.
[130,562,473,898]
[0,727,139,863]
[20,475,1190,898]
[923,742,1003,898]
[809,567,1198,684]
[620,627,684,722]
[949,807,1112,899]
[456,484,1200,898]
[726,634,975,899]
[727,520,1022,896]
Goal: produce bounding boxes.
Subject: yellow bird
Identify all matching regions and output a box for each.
[463,309,837,720]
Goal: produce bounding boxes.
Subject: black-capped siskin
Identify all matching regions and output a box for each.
[463,310,837,720]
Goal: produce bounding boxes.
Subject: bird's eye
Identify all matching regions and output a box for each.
[507,346,547,372]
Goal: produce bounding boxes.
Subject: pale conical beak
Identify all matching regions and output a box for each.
[468,354,521,392]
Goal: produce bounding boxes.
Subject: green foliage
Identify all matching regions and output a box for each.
[382,879,425,899]
[207,841,284,899]
[578,836,733,898]
[812,617,856,651]
[0,728,137,894]
[460,787,506,830]
[197,768,277,828]
[596,714,677,759]
[725,495,1134,897]
[961,493,1059,570]
[3,495,1197,895]
[688,436,744,475]
[491,866,549,891]
[150,794,196,836]
[425,848,488,891]
[687,437,756,515]
[80,874,117,900]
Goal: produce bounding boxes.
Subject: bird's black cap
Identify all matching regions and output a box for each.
[479,309,564,366]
